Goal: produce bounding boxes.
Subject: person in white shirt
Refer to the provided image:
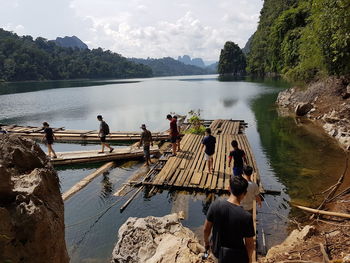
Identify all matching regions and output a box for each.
[241,166,262,214]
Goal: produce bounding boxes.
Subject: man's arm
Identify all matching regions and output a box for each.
[228,155,232,167]
[203,219,213,251]
[244,237,254,263]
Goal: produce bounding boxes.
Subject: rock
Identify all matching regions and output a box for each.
[111,213,215,263]
[0,135,69,263]
[295,103,313,116]
[265,225,315,260]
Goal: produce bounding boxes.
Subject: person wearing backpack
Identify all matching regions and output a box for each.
[97,115,114,154]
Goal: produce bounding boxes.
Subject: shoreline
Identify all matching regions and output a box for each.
[259,76,350,262]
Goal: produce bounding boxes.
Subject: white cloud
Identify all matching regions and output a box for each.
[0,0,263,61]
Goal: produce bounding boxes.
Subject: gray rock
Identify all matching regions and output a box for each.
[111,213,215,263]
[0,135,69,263]
[295,103,313,116]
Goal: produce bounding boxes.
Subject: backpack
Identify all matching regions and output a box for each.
[101,121,110,135]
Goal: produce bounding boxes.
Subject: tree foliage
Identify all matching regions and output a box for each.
[246,0,350,82]
[218,41,246,75]
[0,29,152,81]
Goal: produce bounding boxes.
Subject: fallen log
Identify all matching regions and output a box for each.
[62,161,115,201]
[293,204,350,219]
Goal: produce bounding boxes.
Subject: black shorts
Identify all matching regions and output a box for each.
[100,136,106,142]
[46,139,54,145]
[170,136,178,143]
[143,145,150,159]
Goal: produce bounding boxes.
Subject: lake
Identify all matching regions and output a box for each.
[0,75,345,262]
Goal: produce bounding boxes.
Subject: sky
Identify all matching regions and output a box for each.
[0,0,263,62]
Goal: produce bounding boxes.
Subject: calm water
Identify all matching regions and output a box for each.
[0,75,345,262]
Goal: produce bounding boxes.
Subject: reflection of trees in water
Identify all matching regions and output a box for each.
[222,98,238,108]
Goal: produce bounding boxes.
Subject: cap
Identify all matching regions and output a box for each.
[140,124,146,129]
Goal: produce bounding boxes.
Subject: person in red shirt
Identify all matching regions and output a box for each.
[167,114,179,156]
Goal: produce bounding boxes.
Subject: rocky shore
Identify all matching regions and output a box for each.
[276,76,350,150]
[0,135,69,263]
[111,212,215,263]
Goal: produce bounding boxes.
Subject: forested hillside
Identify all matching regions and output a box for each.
[0,29,152,81]
[246,0,350,81]
[129,57,208,76]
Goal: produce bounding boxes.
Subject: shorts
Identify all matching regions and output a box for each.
[46,139,54,145]
[100,136,106,143]
[170,136,179,143]
[204,153,214,161]
[143,145,150,159]
[233,167,243,176]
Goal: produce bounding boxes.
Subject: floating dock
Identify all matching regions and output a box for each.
[140,119,259,193]
[51,145,159,165]
[0,124,171,142]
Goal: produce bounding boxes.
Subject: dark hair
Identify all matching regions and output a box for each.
[205,128,211,135]
[97,115,102,120]
[42,122,49,127]
[243,165,253,176]
[229,175,248,196]
[231,140,238,148]
[173,115,178,119]
[166,114,172,119]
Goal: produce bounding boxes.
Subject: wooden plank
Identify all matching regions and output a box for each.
[182,135,204,187]
[190,171,203,185]
[62,161,115,201]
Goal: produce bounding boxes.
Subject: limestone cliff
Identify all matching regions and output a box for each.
[0,135,69,263]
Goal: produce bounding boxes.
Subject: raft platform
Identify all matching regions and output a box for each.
[140,119,259,193]
[0,124,171,142]
[51,145,159,165]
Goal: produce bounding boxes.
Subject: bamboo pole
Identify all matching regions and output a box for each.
[293,204,350,219]
[62,161,115,201]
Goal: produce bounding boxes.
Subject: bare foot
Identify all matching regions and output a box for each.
[109,148,114,153]
[98,151,104,154]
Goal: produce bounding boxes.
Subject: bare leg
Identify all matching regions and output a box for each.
[177,140,181,151]
[101,143,105,153]
[208,158,213,173]
[48,144,57,158]
[172,143,177,155]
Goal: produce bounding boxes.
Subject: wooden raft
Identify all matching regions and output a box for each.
[0,124,170,142]
[143,120,259,192]
[51,145,159,165]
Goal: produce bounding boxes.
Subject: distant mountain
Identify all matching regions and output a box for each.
[242,34,253,55]
[54,36,88,49]
[206,62,218,73]
[129,57,208,77]
[177,55,206,68]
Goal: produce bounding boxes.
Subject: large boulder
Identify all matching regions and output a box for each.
[0,135,69,263]
[295,103,313,116]
[111,213,215,263]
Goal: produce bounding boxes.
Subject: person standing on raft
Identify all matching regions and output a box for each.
[97,115,114,154]
[167,114,179,156]
[42,122,57,159]
[139,124,153,166]
[202,128,216,174]
[228,140,248,176]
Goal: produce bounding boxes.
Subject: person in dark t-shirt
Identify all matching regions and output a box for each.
[167,114,179,156]
[42,122,57,159]
[204,176,255,263]
[202,128,216,173]
[228,140,248,176]
[97,115,114,154]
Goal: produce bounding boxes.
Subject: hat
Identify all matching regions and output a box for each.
[140,124,146,129]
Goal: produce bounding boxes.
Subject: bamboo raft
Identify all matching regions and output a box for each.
[0,124,170,142]
[140,119,259,193]
[51,145,159,165]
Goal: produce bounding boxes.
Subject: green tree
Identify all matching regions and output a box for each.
[218,41,246,75]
